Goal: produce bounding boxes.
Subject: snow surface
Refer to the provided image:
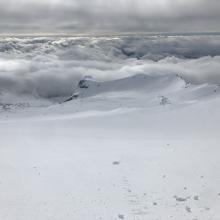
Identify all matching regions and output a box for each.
[0,35,220,220]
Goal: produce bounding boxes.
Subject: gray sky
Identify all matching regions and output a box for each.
[0,0,220,34]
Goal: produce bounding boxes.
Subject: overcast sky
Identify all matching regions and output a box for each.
[0,0,220,34]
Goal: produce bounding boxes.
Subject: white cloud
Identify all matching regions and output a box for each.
[0,35,220,101]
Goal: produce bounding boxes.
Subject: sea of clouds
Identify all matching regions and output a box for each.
[0,34,220,101]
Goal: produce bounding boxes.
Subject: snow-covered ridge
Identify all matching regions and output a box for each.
[65,73,220,103]
[69,74,187,97]
[1,73,220,113]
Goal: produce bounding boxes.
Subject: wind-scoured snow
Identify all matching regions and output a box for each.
[0,35,220,220]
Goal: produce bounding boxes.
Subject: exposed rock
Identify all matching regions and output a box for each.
[78,79,89,89]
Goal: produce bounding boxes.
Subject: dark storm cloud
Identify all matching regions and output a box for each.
[0,0,220,34]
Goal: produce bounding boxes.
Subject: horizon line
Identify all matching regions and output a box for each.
[0,31,220,38]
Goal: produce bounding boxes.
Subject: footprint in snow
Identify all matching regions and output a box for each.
[118,214,124,219]
[174,195,189,202]
[112,161,120,165]
[185,206,192,213]
[193,195,199,201]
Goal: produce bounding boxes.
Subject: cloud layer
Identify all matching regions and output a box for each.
[0,35,220,102]
[0,0,220,34]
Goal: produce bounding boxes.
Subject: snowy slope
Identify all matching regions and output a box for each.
[0,73,220,220]
[0,35,220,220]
